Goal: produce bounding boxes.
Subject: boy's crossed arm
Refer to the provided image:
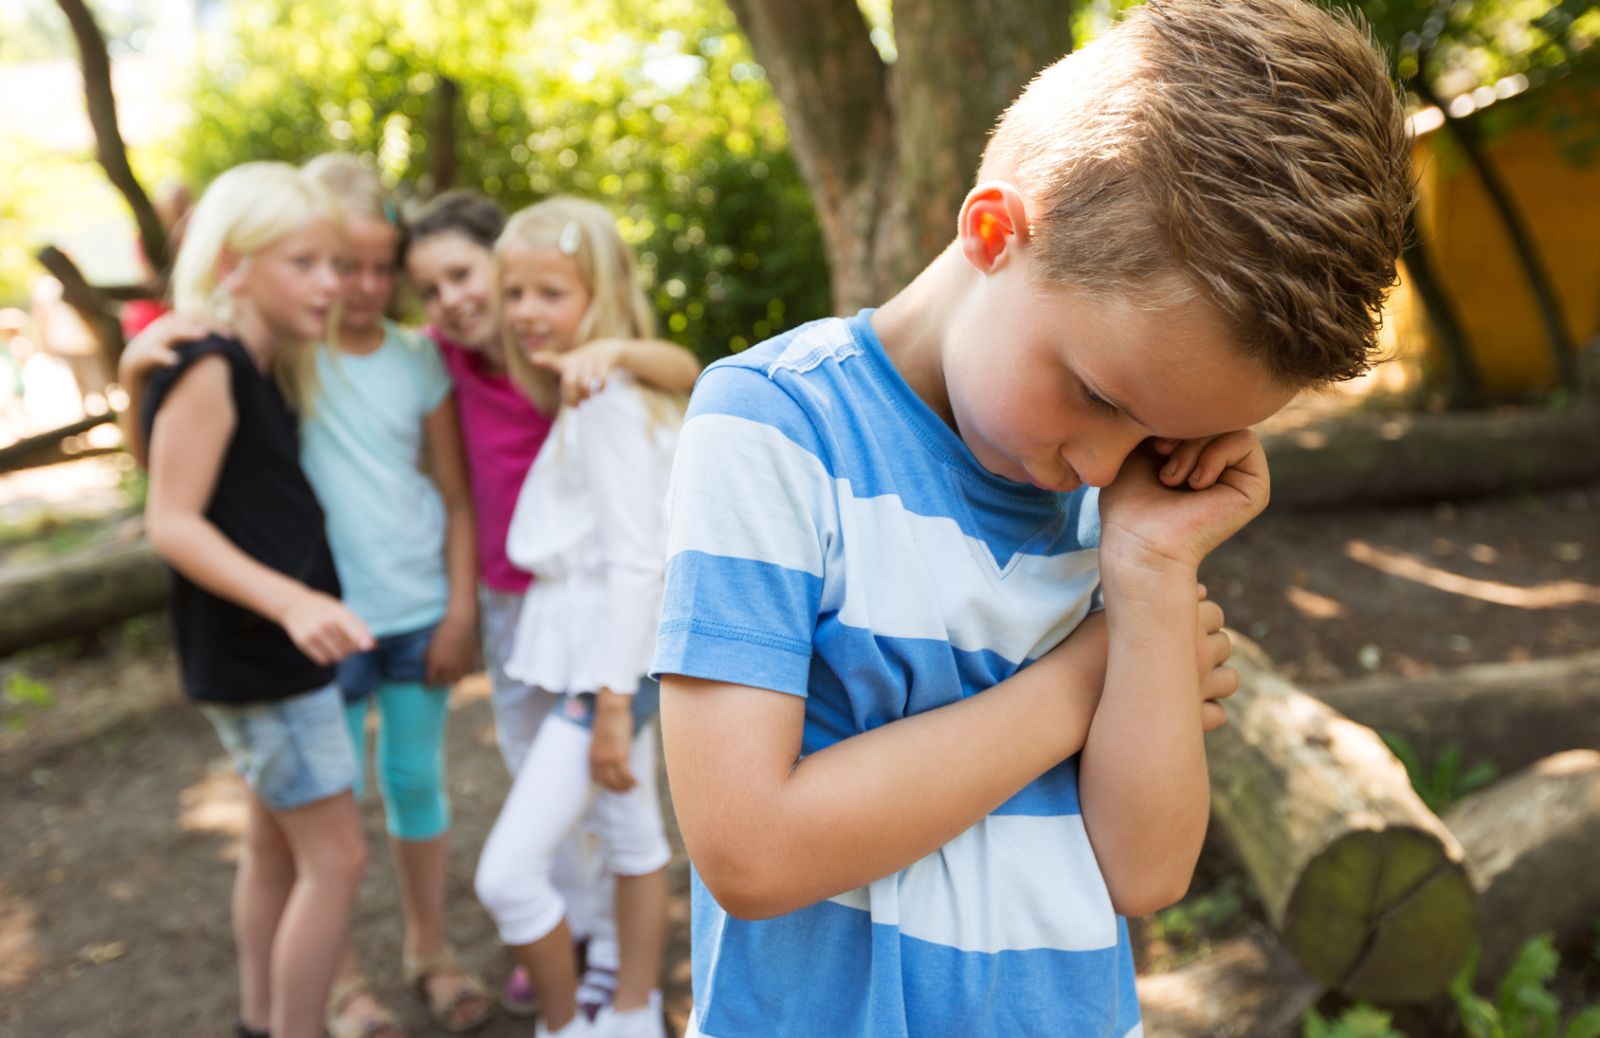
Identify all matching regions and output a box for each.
[661,550,1236,921]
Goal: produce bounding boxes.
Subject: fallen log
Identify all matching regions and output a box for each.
[1312,652,1600,778]
[0,413,120,473]
[0,538,168,657]
[1208,636,1477,1003]
[1261,406,1600,510]
[1443,749,1600,987]
[1137,928,1323,1037]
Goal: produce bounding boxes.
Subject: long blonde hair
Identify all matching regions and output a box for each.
[171,162,339,408]
[496,197,682,427]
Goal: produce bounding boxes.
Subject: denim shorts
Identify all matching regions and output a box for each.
[554,677,661,733]
[336,623,436,702]
[202,683,357,811]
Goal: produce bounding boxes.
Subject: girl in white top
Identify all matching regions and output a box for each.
[473,198,681,1038]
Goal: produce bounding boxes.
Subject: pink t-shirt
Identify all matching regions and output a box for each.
[432,330,554,592]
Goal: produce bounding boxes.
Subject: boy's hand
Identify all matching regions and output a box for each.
[280,589,374,666]
[423,607,477,687]
[590,689,636,792]
[1196,584,1237,732]
[527,338,625,407]
[1098,431,1270,582]
[118,312,212,384]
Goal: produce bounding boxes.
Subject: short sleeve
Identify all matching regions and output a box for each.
[651,364,836,698]
[399,324,452,412]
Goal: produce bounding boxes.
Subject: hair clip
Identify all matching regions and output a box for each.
[558,220,581,255]
[382,198,401,226]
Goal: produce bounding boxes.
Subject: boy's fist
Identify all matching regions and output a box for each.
[1097,431,1271,581]
[1196,585,1237,732]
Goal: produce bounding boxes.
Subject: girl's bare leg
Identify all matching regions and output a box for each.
[610,868,667,1011]
[233,790,295,1033]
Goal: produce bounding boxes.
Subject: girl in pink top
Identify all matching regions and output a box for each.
[402,191,698,1019]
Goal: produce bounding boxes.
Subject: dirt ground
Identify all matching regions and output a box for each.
[2,454,1597,1037]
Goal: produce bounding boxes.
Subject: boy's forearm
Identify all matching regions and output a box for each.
[664,620,1106,919]
[1078,563,1210,917]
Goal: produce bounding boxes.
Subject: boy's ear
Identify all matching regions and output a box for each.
[958,182,1030,273]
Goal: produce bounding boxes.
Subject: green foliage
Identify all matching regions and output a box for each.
[1147,874,1249,963]
[2,670,55,731]
[1450,935,1600,1038]
[1380,732,1497,814]
[1302,1004,1407,1038]
[172,0,830,361]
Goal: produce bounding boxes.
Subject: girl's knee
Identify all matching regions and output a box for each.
[377,761,449,840]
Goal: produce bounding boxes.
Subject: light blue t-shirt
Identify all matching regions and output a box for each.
[652,312,1140,1038]
[300,320,454,637]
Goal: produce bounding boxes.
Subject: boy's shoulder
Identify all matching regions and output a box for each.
[694,314,874,424]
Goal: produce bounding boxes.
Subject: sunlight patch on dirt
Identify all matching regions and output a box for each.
[1285,586,1346,620]
[1345,540,1600,608]
[177,764,246,863]
[0,886,40,992]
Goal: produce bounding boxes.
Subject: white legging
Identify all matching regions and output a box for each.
[475,713,671,947]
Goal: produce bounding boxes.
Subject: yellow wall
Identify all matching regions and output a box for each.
[1390,109,1600,399]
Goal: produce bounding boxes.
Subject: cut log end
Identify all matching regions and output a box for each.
[1284,826,1476,1004]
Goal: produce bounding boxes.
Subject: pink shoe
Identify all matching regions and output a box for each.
[500,965,537,1018]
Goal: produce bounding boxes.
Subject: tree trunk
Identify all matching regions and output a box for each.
[1313,652,1600,779]
[1260,405,1600,510]
[725,0,1073,311]
[1413,76,1578,393]
[53,0,168,275]
[1443,750,1600,986]
[0,539,168,658]
[1137,929,1324,1038]
[1208,636,1477,1003]
[0,413,120,473]
[428,74,460,195]
[35,245,125,378]
[1401,206,1482,409]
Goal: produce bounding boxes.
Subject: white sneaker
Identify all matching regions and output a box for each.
[537,1013,597,1038]
[592,991,665,1038]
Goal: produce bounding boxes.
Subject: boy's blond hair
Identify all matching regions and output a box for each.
[980,0,1411,386]
[171,161,339,408]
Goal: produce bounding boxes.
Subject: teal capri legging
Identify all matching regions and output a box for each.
[339,625,451,841]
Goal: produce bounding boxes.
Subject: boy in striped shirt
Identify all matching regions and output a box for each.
[653,2,1411,1034]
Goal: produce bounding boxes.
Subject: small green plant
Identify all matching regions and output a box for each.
[1449,935,1600,1038]
[2,670,55,730]
[1380,732,1497,814]
[1302,1004,1406,1038]
[1147,874,1249,963]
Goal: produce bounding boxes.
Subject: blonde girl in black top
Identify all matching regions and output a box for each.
[141,162,374,1038]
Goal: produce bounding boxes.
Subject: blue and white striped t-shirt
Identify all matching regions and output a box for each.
[652,311,1141,1038]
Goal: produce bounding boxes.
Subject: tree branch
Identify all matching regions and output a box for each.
[54,0,168,273]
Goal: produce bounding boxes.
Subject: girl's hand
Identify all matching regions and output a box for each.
[589,689,636,792]
[280,589,374,666]
[424,608,478,687]
[528,338,626,407]
[118,312,213,384]
[1098,430,1271,585]
[1196,584,1237,732]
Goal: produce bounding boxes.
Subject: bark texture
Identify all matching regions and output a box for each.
[1209,636,1477,1003]
[1260,406,1600,510]
[1313,652,1600,778]
[725,0,1072,310]
[1444,750,1600,986]
[0,539,168,658]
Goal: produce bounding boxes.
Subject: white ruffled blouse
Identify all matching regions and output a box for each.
[504,376,679,696]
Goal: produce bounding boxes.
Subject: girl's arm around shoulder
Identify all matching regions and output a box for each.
[144,354,372,665]
[421,391,478,685]
[659,612,1109,921]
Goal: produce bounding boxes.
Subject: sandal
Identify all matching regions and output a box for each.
[325,976,407,1038]
[403,947,495,1034]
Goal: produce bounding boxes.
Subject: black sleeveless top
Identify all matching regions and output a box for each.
[141,335,340,704]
